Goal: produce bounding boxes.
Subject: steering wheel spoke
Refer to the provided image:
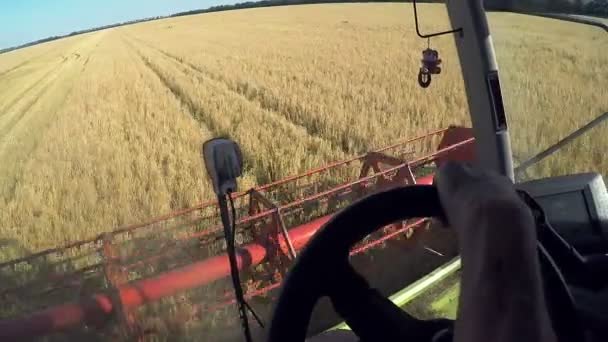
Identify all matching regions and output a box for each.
[331,283,453,342]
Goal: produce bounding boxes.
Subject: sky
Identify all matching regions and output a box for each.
[0,0,236,49]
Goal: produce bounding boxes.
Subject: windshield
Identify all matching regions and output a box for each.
[0,1,606,340]
[0,3,471,339]
[487,11,608,181]
[0,3,472,255]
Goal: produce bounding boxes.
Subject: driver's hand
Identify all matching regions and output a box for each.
[434,162,556,342]
[434,161,536,262]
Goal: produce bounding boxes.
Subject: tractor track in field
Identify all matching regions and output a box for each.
[0,60,62,117]
[127,36,343,184]
[128,36,337,145]
[135,38,328,139]
[0,40,77,80]
[0,58,78,201]
[127,39,286,185]
[123,38,220,139]
[0,60,67,139]
[130,36,354,155]
[0,79,56,139]
[0,60,30,79]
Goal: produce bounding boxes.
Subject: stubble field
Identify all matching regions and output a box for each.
[0,3,606,261]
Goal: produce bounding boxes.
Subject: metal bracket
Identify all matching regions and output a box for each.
[413,0,463,39]
[101,234,141,340]
[276,208,297,259]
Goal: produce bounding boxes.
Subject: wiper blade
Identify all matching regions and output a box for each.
[555,14,607,33]
[514,112,608,179]
[519,13,608,33]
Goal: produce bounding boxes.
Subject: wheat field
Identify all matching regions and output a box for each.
[0,3,606,261]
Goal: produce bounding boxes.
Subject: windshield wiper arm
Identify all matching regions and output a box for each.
[514,112,608,178]
[518,13,608,33]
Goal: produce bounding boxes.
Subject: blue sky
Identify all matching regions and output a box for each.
[0,0,236,49]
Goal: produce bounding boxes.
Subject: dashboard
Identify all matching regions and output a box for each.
[518,172,608,338]
[518,173,608,290]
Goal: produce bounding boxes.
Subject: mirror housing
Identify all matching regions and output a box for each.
[202,138,243,196]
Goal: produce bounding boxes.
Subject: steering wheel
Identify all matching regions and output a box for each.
[267,185,585,342]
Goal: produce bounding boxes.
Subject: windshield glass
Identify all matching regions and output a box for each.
[0,3,471,339]
[0,3,471,254]
[487,10,608,181]
[4,1,607,340]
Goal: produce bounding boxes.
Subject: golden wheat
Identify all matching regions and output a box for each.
[487,12,608,178]
[0,3,606,260]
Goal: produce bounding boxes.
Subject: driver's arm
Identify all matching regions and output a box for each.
[436,162,557,342]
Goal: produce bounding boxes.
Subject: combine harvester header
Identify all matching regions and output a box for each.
[0,126,474,340]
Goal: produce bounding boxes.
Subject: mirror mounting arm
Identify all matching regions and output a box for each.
[413,0,463,39]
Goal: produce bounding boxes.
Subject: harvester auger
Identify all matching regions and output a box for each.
[0,127,474,340]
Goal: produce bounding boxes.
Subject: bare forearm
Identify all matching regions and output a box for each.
[455,199,557,342]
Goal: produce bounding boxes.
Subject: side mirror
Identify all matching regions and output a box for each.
[202,138,243,196]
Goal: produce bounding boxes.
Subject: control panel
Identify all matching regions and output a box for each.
[518,173,608,289]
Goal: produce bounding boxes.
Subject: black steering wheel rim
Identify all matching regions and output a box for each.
[267,185,583,342]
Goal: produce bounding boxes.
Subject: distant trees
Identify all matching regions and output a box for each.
[485,0,518,10]
[169,0,440,18]
[174,0,607,18]
[547,0,576,12]
[585,0,608,15]
[484,0,608,15]
[544,0,608,15]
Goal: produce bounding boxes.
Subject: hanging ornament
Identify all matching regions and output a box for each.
[418,38,442,88]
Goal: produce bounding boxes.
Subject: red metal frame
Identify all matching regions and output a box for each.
[0,127,475,340]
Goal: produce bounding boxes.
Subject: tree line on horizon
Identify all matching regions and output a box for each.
[1,0,606,55]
